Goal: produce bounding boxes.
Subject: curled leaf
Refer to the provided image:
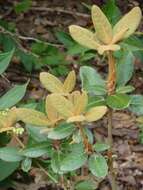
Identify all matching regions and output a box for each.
[113,7,142,38]
[69,25,100,50]
[63,70,76,93]
[91,5,113,44]
[85,106,107,122]
[40,72,64,93]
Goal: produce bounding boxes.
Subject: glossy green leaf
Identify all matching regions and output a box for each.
[21,157,32,172]
[106,93,131,110]
[94,143,110,152]
[116,52,134,86]
[26,124,48,142]
[0,49,14,75]
[21,143,50,158]
[80,66,106,95]
[116,85,135,94]
[75,180,97,190]
[0,147,23,162]
[88,154,108,178]
[87,96,105,110]
[0,160,19,181]
[129,95,143,115]
[48,123,75,140]
[0,83,28,110]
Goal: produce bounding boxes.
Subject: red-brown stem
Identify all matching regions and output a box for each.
[107,51,117,190]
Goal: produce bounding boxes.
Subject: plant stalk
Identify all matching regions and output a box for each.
[107,51,117,190]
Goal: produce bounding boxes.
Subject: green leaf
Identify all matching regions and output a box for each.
[88,154,108,178]
[80,66,106,95]
[51,152,64,174]
[116,52,134,86]
[0,160,19,181]
[106,93,131,110]
[0,83,28,110]
[26,124,48,142]
[21,143,51,158]
[116,85,135,94]
[94,143,110,152]
[48,123,75,140]
[129,95,143,115]
[103,0,121,25]
[21,157,32,172]
[75,180,97,190]
[55,31,74,47]
[0,49,14,75]
[0,147,23,162]
[87,96,105,110]
[14,0,32,14]
[60,144,87,172]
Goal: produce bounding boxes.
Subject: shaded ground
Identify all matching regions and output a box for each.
[0,0,143,190]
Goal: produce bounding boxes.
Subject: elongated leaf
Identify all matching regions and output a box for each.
[74,91,88,115]
[69,25,100,50]
[48,123,75,140]
[88,154,108,178]
[0,160,19,181]
[116,85,135,94]
[0,147,23,162]
[94,143,110,152]
[16,108,50,126]
[129,95,143,115]
[63,70,76,93]
[21,157,32,172]
[21,143,50,158]
[85,106,107,122]
[40,72,64,93]
[0,83,28,110]
[49,94,74,118]
[113,7,142,38]
[75,180,97,190]
[0,49,14,75]
[91,5,113,44]
[80,66,106,95]
[46,95,60,122]
[98,44,120,54]
[116,52,134,86]
[60,151,87,172]
[106,93,131,110]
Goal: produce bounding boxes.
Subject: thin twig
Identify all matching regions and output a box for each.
[30,6,90,19]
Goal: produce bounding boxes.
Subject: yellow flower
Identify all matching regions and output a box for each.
[69,5,141,54]
[48,91,107,123]
[40,70,76,94]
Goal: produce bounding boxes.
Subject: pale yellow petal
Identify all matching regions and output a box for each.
[49,94,74,118]
[113,7,142,38]
[15,108,50,126]
[40,72,64,93]
[85,106,107,122]
[91,5,113,44]
[74,91,88,115]
[63,70,76,93]
[69,25,100,50]
[67,115,85,123]
[98,44,120,55]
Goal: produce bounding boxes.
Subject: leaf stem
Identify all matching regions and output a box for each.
[107,51,117,190]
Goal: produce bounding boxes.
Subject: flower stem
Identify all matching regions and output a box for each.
[107,51,117,190]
